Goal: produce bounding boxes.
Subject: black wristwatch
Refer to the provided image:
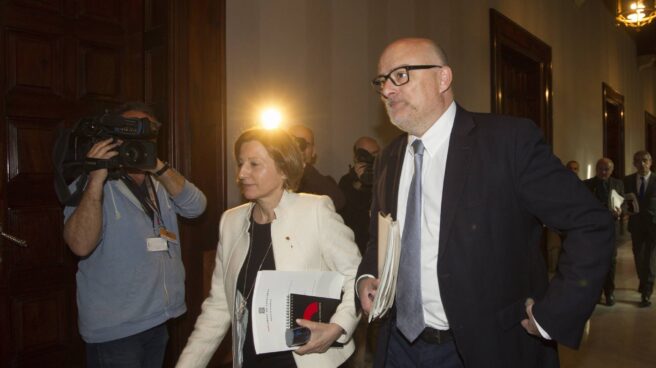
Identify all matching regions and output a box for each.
[154,162,171,176]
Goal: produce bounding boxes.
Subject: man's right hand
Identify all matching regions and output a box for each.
[357,277,380,314]
[86,138,121,182]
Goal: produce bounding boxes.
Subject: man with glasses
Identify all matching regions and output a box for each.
[288,124,345,210]
[624,150,656,307]
[356,38,612,367]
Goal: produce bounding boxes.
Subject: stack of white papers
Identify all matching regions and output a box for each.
[369,212,401,322]
[251,271,344,354]
[609,189,624,212]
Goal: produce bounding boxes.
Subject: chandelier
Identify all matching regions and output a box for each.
[616,1,656,28]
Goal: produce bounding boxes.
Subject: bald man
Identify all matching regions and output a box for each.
[584,158,624,306]
[288,125,345,210]
[356,38,613,367]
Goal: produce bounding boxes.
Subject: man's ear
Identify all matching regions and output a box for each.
[439,66,453,93]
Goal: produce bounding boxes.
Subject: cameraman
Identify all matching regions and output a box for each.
[338,136,380,254]
[63,102,207,367]
[338,136,379,367]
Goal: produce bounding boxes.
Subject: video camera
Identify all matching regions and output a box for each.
[354,148,375,186]
[53,111,160,205]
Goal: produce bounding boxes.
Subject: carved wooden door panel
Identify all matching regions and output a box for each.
[645,112,656,162]
[602,83,626,179]
[490,9,553,144]
[0,0,143,366]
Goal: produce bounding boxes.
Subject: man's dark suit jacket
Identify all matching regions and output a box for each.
[623,172,656,233]
[357,105,614,368]
[583,176,624,210]
[298,164,346,210]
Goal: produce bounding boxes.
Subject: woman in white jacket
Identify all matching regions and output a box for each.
[177,128,361,367]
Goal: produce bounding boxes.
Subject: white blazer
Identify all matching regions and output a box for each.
[177,191,361,367]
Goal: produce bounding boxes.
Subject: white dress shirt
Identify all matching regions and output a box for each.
[396,101,456,330]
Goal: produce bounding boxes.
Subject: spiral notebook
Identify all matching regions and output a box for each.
[287,293,340,329]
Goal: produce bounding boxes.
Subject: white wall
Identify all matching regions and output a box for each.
[226,0,654,206]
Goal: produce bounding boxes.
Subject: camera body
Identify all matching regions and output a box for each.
[53,111,160,205]
[70,112,159,173]
[354,148,375,186]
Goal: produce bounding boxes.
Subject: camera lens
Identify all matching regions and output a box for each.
[120,141,146,165]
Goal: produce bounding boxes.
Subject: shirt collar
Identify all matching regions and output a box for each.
[407,101,456,156]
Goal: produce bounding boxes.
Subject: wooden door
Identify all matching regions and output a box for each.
[0,0,143,366]
[602,83,625,178]
[645,112,656,157]
[490,9,553,144]
[490,9,553,263]
[144,1,227,366]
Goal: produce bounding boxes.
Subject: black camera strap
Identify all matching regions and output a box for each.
[119,173,163,228]
[81,158,115,172]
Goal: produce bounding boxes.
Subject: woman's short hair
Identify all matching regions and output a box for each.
[234,128,305,191]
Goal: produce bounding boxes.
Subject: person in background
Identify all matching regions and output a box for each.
[338,136,380,254]
[288,124,346,210]
[624,150,656,308]
[566,160,580,178]
[337,136,380,367]
[177,128,360,367]
[63,102,207,367]
[357,37,613,367]
[584,158,624,306]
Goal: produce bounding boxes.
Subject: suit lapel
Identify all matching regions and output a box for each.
[647,173,656,195]
[224,207,252,316]
[378,136,407,220]
[438,106,475,260]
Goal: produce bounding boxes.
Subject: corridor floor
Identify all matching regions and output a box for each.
[559,241,656,367]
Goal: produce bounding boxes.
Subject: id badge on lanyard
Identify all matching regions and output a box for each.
[143,176,177,252]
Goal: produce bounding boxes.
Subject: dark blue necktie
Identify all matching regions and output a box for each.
[396,140,425,342]
[639,176,646,199]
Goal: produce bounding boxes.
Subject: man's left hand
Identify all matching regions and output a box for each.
[521,298,540,336]
[293,319,343,355]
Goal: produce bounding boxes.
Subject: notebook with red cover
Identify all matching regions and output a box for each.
[287,293,341,329]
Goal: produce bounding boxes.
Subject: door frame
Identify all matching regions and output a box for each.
[489,8,553,144]
[602,82,625,177]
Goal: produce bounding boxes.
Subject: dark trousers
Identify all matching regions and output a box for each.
[631,226,656,298]
[604,244,618,297]
[386,322,464,368]
[86,323,169,368]
[603,221,622,297]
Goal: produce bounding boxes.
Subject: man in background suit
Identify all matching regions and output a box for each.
[566,160,580,178]
[288,124,346,210]
[624,150,656,307]
[584,158,624,306]
[356,38,613,367]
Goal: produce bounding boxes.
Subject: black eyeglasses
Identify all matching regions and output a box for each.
[371,65,442,92]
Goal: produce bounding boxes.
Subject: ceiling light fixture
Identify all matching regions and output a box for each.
[616,1,656,29]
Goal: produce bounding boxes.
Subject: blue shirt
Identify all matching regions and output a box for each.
[64,177,206,343]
